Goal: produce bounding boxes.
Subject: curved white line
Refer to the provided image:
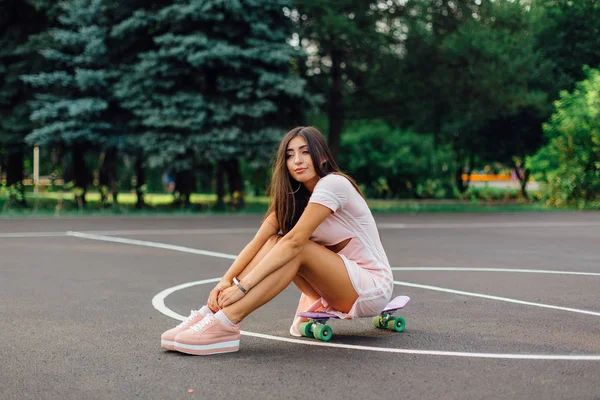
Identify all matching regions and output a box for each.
[151,278,221,320]
[152,278,600,361]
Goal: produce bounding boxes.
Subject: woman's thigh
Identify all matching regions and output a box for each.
[298,241,358,313]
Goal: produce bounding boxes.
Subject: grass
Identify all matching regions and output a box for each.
[0,188,566,218]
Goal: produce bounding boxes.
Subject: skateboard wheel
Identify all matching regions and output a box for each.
[387,317,406,332]
[372,316,382,328]
[372,316,387,329]
[299,322,314,338]
[313,325,333,341]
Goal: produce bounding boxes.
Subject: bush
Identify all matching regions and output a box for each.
[339,120,455,198]
[526,67,600,209]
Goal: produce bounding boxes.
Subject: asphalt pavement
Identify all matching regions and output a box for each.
[1,212,599,399]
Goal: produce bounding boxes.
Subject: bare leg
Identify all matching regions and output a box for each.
[223,239,358,324]
[235,235,320,301]
[292,274,322,300]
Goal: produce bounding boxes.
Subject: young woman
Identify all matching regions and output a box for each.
[161,126,394,355]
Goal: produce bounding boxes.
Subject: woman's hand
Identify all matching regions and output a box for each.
[217,284,246,308]
[207,280,231,312]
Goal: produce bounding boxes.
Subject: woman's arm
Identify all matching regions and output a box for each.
[234,203,332,294]
[221,212,279,283]
[207,213,278,311]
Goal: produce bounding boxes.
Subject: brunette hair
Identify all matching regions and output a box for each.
[266,126,364,234]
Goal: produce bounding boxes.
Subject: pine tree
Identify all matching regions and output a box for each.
[0,0,57,206]
[114,0,309,208]
[23,0,121,207]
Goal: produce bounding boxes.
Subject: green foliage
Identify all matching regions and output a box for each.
[0,1,54,150]
[289,0,403,157]
[526,68,600,209]
[114,0,308,171]
[3,0,600,209]
[22,0,119,148]
[534,0,600,98]
[398,0,548,193]
[339,120,455,198]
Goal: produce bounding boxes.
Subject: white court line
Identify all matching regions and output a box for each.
[2,220,600,239]
[391,267,600,277]
[70,231,600,318]
[378,222,600,229]
[152,279,600,361]
[67,231,600,360]
[82,228,257,236]
[151,278,221,321]
[66,231,237,260]
[0,231,68,238]
[0,228,255,239]
[393,281,600,317]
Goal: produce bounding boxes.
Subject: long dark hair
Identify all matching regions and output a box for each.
[266,126,364,234]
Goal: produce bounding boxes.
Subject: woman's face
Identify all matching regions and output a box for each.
[286,135,319,187]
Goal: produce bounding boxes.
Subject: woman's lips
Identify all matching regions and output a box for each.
[295,168,306,174]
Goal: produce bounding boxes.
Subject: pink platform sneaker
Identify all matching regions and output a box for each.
[174,314,240,355]
[161,309,207,350]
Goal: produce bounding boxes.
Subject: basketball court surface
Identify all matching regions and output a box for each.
[1,212,599,399]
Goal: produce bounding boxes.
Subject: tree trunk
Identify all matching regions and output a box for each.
[327,48,344,162]
[512,160,529,199]
[454,153,472,194]
[134,155,145,209]
[226,158,245,210]
[5,149,26,207]
[174,169,195,208]
[99,148,119,208]
[72,144,91,208]
[215,160,225,210]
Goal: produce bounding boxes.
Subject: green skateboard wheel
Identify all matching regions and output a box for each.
[299,322,314,338]
[387,317,406,332]
[313,324,333,341]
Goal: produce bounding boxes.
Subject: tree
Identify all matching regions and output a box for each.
[400,0,548,193]
[115,0,309,209]
[339,120,454,198]
[534,0,600,99]
[23,0,121,207]
[526,68,600,209]
[289,0,404,161]
[0,0,58,206]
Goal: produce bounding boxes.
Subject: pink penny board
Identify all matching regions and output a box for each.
[298,295,410,320]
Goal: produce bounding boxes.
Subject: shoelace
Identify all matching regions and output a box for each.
[190,314,215,333]
[177,310,202,328]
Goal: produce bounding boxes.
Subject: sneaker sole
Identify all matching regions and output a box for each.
[174,339,240,356]
[161,339,175,350]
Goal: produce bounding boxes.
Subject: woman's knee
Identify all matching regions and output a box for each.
[296,240,323,268]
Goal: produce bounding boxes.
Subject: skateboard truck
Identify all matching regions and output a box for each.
[372,310,406,332]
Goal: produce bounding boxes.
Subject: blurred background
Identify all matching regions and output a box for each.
[1,0,599,215]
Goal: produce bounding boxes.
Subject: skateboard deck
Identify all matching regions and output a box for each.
[297,295,410,341]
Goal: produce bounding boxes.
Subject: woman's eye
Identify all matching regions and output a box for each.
[302,151,309,154]
[285,154,292,159]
